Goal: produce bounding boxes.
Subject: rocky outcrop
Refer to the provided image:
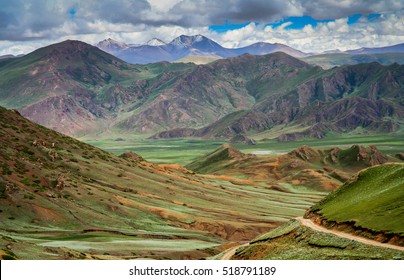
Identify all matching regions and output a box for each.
[1,41,403,139]
[119,151,145,162]
[289,145,390,167]
[288,146,321,162]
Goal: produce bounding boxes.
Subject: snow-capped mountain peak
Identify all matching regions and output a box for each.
[146,38,167,46]
[169,35,209,47]
[96,38,128,53]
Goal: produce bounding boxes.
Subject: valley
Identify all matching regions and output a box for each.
[84,133,404,165]
[0,106,327,259]
[1,105,402,260]
[0,37,403,260]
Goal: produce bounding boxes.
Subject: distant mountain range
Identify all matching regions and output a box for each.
[95,35,404,65]
[0,39,403,140]
[346,43,404,55]
[96,34,307,64]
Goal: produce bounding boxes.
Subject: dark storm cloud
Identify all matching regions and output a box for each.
[79,0,151,24]
[0,11,18,28]
[0,0,402,41]
[169,0,403,26]
[224,1,288,21]
[299,0,403,20]
[168,0,297,26]
[0,0,152,40]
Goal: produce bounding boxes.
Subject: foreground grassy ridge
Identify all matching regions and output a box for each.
[0,107,327,259]
[311,164,404,234]
[232,220,403,260]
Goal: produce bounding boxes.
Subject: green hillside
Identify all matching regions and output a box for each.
[227,220,403,260]
[0,106,326,259]
[221,164,404,260]
[310,163,404,234]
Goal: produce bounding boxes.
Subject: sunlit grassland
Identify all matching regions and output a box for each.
[84,132,404,165]
[311,164,404,234]
[232,220,404,260]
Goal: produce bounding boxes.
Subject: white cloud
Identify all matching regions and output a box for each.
[211,10,404,53]
[0,1,403,55]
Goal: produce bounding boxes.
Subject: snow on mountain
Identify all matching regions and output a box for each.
[146,38,167,46]
[97,35,308,64]
[96,38,129,54]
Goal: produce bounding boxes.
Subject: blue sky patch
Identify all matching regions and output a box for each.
[210,14,378,33]
[266,16,333,29]
[68,8,76,19]
[209,21,253,32]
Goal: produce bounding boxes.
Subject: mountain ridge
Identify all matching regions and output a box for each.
[96,35,404,65]
[96,34,307,64]
[0,39,403,140]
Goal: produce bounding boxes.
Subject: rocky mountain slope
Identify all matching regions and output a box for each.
[0,40,195,135]
[0,40,403,140]
[152,61,404,140]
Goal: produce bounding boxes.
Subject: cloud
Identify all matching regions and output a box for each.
[212,10,404,52]
[168,0,302,27]
[166,0,404,26]
[2,0,402,41]
[0,0,153,40]
[0,0,403,55]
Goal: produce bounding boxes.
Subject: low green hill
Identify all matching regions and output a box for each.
[310,163,404,234]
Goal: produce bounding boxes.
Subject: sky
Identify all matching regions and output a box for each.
[0,0,403,55]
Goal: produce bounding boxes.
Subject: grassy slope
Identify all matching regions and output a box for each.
[230,220,403,260]
[0,106,325,259]
[228,164,404,260]
[310,164,404,234]
[0,41,128,108]
[83,133,404,165]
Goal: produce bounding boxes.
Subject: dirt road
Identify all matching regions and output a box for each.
[220,218,403,260]
[296,217,404,251]
[221,243,249,260]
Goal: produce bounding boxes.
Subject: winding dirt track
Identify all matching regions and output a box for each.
[296,217,404,251]
[221,243,249,260]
